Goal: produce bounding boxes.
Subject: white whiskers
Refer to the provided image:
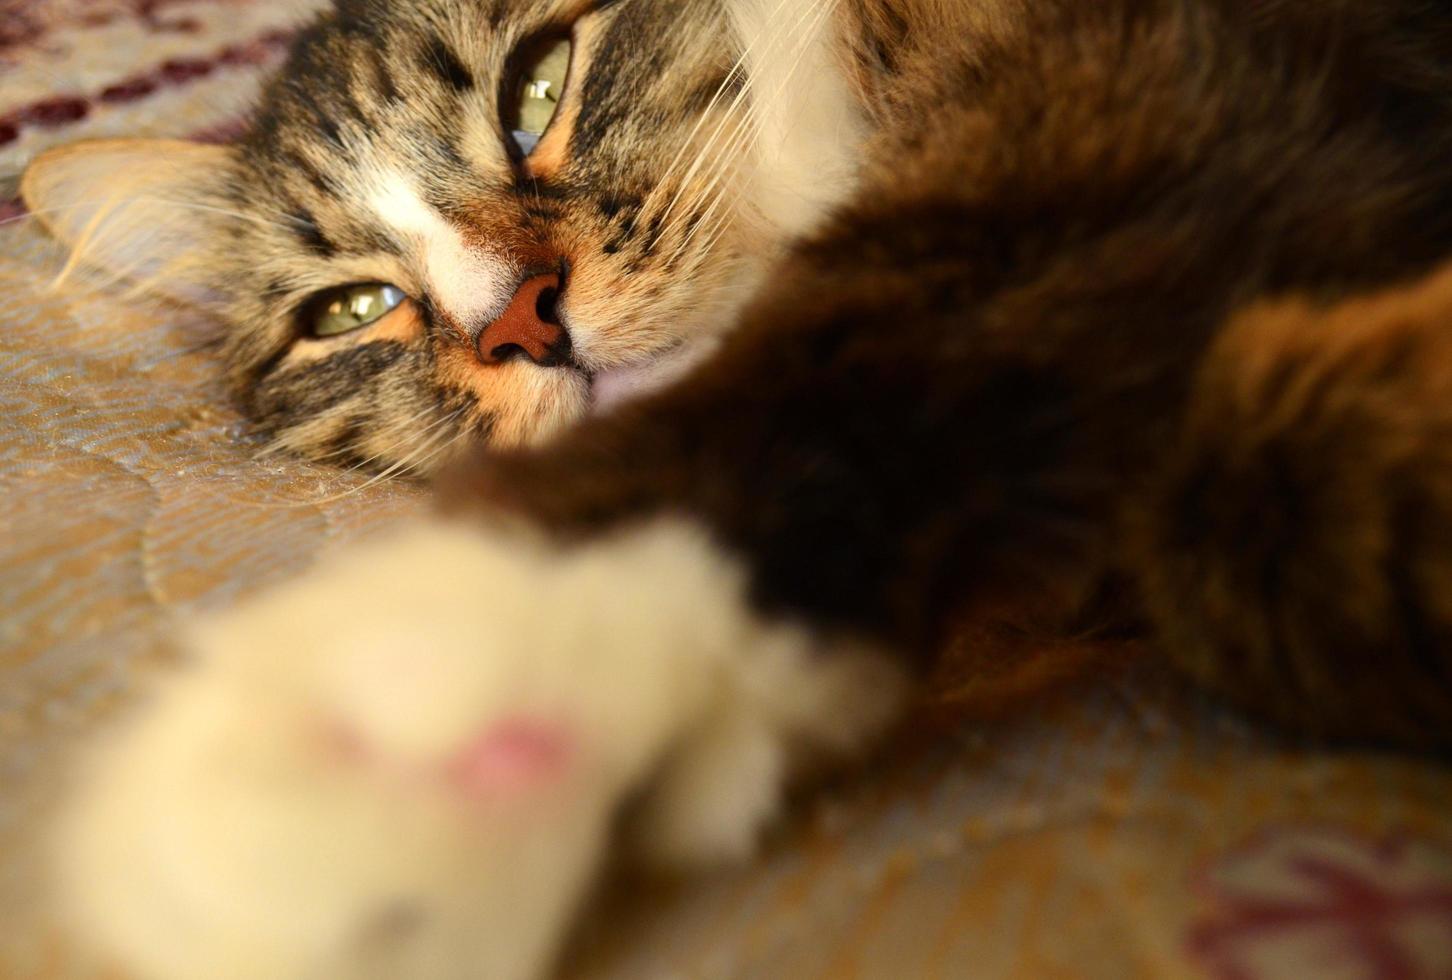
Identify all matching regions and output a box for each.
[649,0,838,265]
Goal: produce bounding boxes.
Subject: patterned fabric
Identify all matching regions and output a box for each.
[2,4,1450,978]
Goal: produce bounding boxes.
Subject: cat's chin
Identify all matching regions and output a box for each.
[587,338,718,416]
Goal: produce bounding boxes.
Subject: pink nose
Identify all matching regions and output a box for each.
[475,273,570,366]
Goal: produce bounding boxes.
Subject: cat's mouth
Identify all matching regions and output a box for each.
[584,339,716,416]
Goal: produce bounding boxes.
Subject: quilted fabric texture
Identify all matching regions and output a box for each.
[2,3,1451,978]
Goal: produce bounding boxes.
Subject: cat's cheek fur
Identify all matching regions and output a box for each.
[53,518,908,980]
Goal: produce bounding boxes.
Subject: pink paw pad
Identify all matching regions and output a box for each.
[445,717,576,798]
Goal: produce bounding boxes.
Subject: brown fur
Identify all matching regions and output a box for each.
[439,0,1452,752]
[1140,265,1452,744]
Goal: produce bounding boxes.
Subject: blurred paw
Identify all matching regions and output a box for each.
[55,518,908,980]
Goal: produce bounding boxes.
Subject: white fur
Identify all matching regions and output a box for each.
[56,518,907,980]
[588,0,870,414]
[368,170,514,328]
[730,0,868,238]
[589,335,721,414]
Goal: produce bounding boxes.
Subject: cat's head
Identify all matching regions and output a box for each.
[22,0,859,471]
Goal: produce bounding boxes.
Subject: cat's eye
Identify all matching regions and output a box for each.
[509,37,572,156]
[309,283,407,337]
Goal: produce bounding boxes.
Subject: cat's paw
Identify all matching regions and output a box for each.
[55,518,907,980]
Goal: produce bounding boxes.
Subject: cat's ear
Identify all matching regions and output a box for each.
[20,138,237,308]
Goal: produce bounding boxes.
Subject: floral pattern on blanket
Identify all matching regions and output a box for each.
[1191,828,1452,980]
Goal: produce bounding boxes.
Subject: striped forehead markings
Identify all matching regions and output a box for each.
[420,34,475,92]
[288,205,337,258]
[367,171,513,327]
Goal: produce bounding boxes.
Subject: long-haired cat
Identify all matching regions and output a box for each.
[21,0,1452,977]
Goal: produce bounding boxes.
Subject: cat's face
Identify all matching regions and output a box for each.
[23,0,799,471]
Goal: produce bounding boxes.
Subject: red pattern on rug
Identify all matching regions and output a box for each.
[1190,828,1452,980]
[0,26,292,146]
[1,0,251,51]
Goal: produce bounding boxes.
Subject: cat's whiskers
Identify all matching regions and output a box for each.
[665,0,837,265]
[340,416,470,495]
[645,62,760,247]
[653,111,753,257]
[652,0,835,256]
[668,122,754,261]
[684,207,739,273]
[161,199,308,234]
[272,406,469,508]
[643,0,820,248]
[313,402,460,471]
[253,398,446,465]
[642,0,796,218]
[334,403,466,476]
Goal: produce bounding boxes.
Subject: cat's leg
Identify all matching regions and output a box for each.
[623,631,901,868]
[56,519,906,980]
[443,210,1168,681]
[1136,264,1452,748]
[446,211,1452,753]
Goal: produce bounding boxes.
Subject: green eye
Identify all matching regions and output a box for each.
[511,38,571,155]
[310,283,406,337]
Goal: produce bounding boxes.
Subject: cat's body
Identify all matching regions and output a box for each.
[21,0,1452,976]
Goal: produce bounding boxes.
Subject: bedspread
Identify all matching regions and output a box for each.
[2,3,1450,978]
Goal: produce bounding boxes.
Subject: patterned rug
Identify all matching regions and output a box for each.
[3,3,1450,978]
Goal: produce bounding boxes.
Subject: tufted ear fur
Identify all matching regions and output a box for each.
[21,138,237,308]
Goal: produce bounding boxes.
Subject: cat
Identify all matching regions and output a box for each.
[21,0,1452,977]
[24,0,860,467]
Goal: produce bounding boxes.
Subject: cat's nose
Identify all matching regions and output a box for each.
[475,273,571,367]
